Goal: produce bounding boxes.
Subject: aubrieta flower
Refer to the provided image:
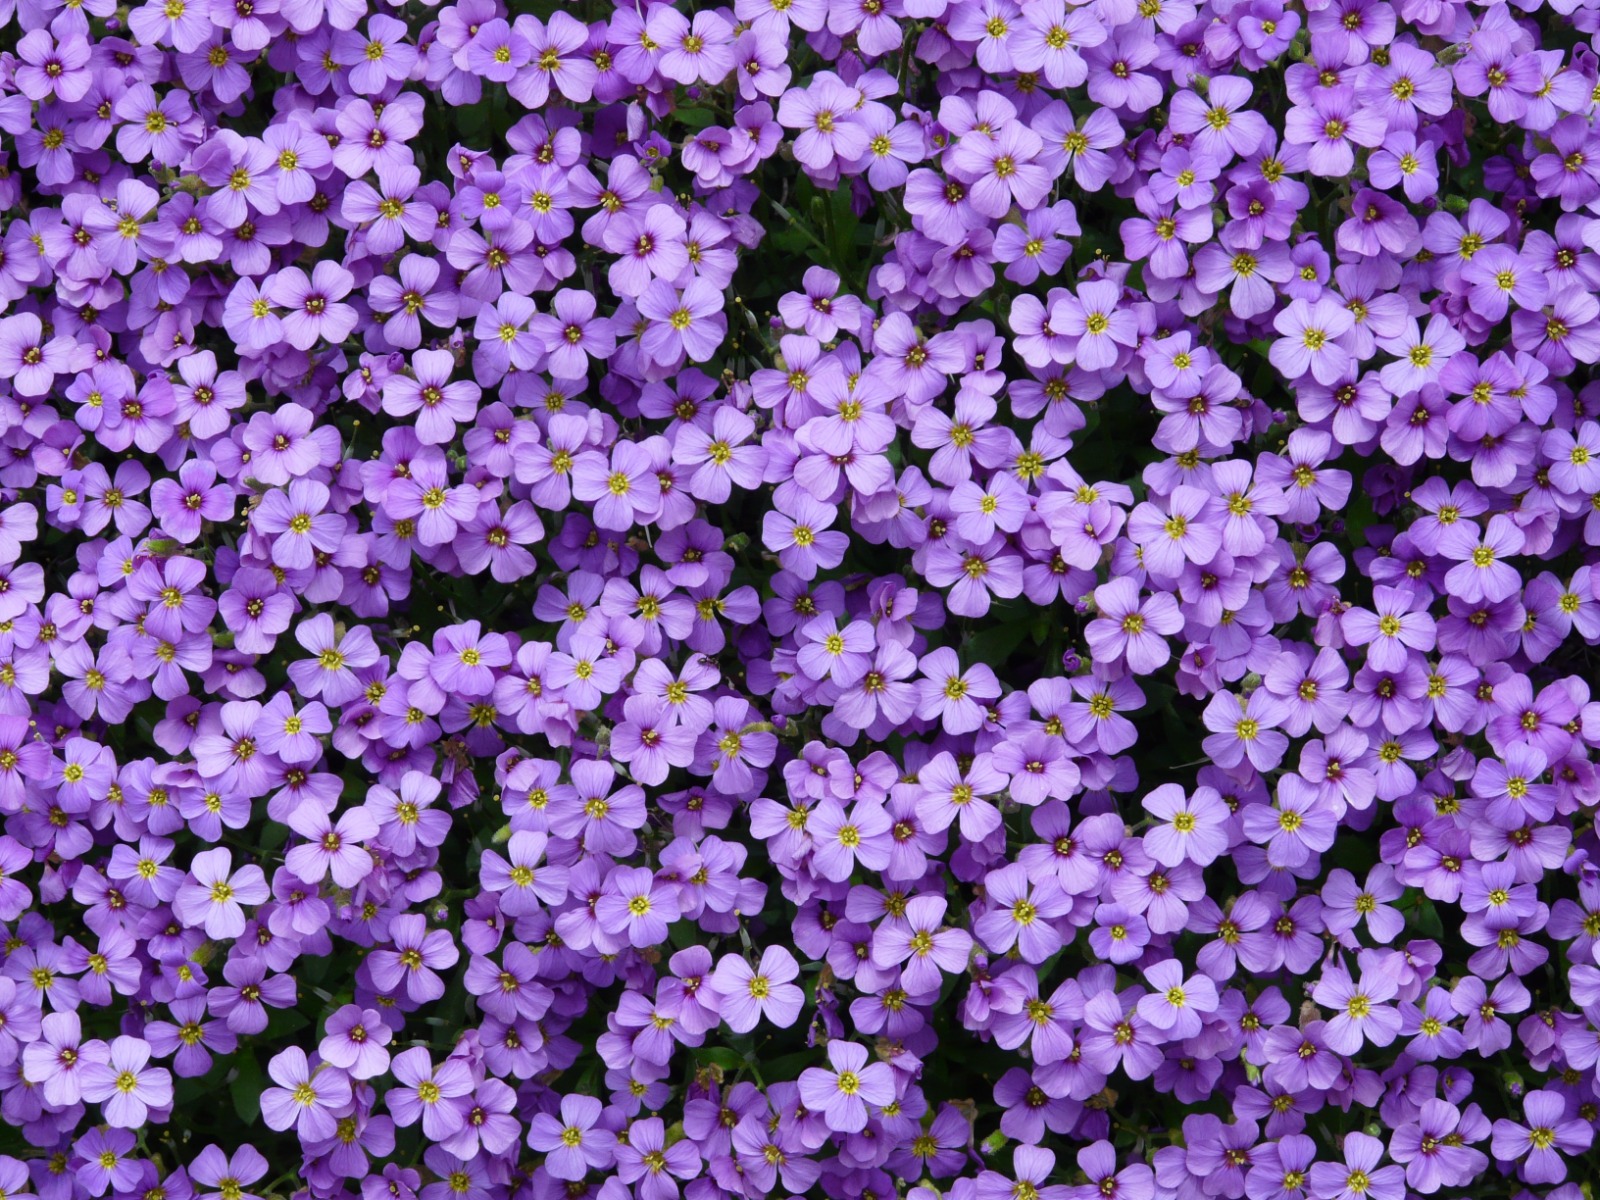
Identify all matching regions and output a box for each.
[4,0,1600,1197]
[526,1093,617,1181]
[1141,783,1231,868]
[318,1004,394,1080]
[259,1046,352,1142]
[78,1035,173,1128]
[1307,1131,1405,1200]
[172,848,270,940]
[709,945,804,1032]
[797,1039,896,1133]
[1489,1090,1594,1184]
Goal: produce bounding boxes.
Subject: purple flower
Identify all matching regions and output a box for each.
[74,1127,141,1198]
[808,798,893,881]
[268,262,358,350]
[526,1094,617,1180]
[254,479,346,571]
[1086,577,1183,674]
[638,279,728,367]
[286,803,378,888]
[1135,958,1219,1039]
[778,79,869,171]
[762,495,848,581]
[1311,959,1403,1054]
[871,895,973,994]
[1390,1100,1486,1193]
[21,1011,101,1107]
[1271,297,1357,385]
[0,313,85,396]
[974,864,1069,962]
[333,14,417,93]
[1438,514,1524,604]
[387,1046,473,1140]
[480,831,569,916]
[1141,784,1230,868]
[78,1035,172,1128]
[596,866,682,948]
[611,695,698,785]
[798,1039,895,1133]
[915,646,1001,735]
[1307,1132,1404,1200]
[190,1146,269,1200]
[173,848,269,940]
[343,163,439,256]
[616,1116,704,1200]
[259,1045,351,1141]
[1051,279,1138,371]
[710,946,804,1032]
[1242,778,1338,868]
[15,30,92,102]
[367,913,460,1003]
[382,350,486,448]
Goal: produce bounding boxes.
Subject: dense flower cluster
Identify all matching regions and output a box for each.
[4,0,1600,1196]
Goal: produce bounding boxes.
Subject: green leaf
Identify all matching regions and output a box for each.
[1413,899,1444,940]
[264,1007,311,1039]
[1340,484,1377,548]
[965,603,1033,667]
[230,1051,263,1124]
[761,1050,819,1082]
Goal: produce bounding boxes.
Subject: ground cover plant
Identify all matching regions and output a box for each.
[1,0,1600,1199]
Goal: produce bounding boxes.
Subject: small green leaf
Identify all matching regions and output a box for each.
[230,1051,263,1124]
[264,1008,311,1039]
[1413,899,1444,940]
[698,1047,745,1070]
